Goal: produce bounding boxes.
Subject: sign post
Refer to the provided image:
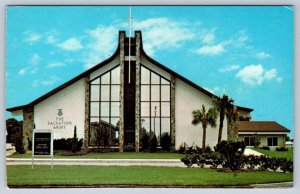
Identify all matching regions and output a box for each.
[32,129,54,169]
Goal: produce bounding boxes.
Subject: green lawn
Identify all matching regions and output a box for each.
[8,152,183,159]
[7,165,293,187]
[252,148,293,160]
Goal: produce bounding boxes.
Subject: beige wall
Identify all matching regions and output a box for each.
[34,79,86,139]
[175,79,226,149]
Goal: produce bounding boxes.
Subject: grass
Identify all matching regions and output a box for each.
[8,151,183,159]
[7,165,293,187]
[252,148,293,160]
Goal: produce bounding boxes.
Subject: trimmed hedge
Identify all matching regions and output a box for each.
[181,140,293,173]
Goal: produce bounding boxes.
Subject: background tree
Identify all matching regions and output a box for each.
[212,94,234,143]
[192,104,218,153]
[227,105,239,141]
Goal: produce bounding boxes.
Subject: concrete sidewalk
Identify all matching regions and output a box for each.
[6,158,186,167]
[244,148,263,156]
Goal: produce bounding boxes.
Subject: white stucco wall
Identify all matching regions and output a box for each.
[34,78,86,139]
[175,79,227,149]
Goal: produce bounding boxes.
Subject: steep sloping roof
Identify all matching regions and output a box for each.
[7,31,253,112]
[237,121,290,133]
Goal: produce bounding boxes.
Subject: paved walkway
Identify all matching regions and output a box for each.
[244,148,263,156]
[6,158,186,167]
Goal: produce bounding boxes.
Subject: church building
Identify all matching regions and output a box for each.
[7,31,287,152]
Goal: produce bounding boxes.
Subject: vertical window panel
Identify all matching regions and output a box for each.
[100,85,110,101]
[141,102,150,117]
[90,102,99,117]
[161,85,170,101]
[141,118,150,134]
[111,102,120,117]
[161,102,170,117]
[161,118,170,136]
[151,102,160,117]
[151,117,160,139]
[100,102,110,117]
[91,78,100,84]
[151,85,160,101]
[161,78,170,85]
[151,72,160,84]
[141,67,150,84]
[141,85,150,101]
[111,66,120,84]
[101,72,110,84]
[90,85,100,101]
[111,86,120,101]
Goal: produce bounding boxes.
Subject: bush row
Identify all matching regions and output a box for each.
[181,153,293,173]
[180,140,293,173]
[54,138,83,152]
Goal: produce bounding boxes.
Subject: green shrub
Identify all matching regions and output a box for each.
[178,142,188,154]
[140,132,150,151]
[268,157,281,172]
[180,140,293,173]
[204,152,224,169]
[214,140,246,172]
[259,146,270,150]
[276,147,288,151]
[279,158,293,173]
[10,126,24,154]
[244,155,260,170]
[257,155,271,170]
[150,134,158,152]
[160,132,171,151]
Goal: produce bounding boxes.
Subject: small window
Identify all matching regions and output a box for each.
[267,137,278,146]
[244,137,255,146]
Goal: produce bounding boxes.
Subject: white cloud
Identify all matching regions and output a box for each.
[277,77,283,82]
[18,68,27,76]
[32,79,39,88]
[230,30,248,48]
[236,64,279,86]
[195,43,225,56]
[46,35,58,44]
[134,18,195,56]
[46,62,66,68]
[58,38,83,51]
[219,64,240,72]
[84,25,118,69]
[42,76,61,86]
[256,51,271,59]
[30,54,41,65]
[23,31,41,43]
[264,68,277,80]
[201,28,216,44]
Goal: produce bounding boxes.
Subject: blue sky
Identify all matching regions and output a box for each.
[6,6,294,137]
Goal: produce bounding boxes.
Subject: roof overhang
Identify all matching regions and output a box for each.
[239,132,289,135]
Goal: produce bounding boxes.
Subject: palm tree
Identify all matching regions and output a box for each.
[192,104,218,153]
[212,94,234,143]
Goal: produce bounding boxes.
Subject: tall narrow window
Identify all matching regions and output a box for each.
[89,66,120,146]
[140,65,171,146]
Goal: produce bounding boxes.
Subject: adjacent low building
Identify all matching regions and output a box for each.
[237,121,290,150]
